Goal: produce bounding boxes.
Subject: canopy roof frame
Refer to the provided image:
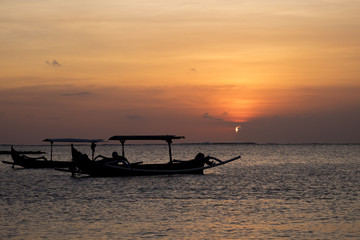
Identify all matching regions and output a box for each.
[43,138,103,161]
[108,135,185,162]
[43,138,103,143]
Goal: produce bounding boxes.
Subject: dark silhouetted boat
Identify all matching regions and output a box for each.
[2,138,103,169]
[1,146,72,168]
[70,135,241,177]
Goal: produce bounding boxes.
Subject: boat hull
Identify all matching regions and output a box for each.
[72,146,207,177]
[70,145,241,177]
[8,147,72,169]
[80,161,205,177]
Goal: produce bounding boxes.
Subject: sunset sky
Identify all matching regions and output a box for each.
[1,0,360,144]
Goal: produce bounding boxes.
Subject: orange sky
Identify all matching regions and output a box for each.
[1,0,360,144]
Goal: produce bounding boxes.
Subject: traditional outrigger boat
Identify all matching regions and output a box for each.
[2,138,102,169]
[70,135,241,177]
[3,146,72,168]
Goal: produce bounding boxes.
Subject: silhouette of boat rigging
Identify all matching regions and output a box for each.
[2,138,102,169]
[68,135,241,177]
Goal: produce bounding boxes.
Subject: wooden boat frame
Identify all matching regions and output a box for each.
[70,135,241,177]
[108,135,185,162]
[43,138,103,161]
[2,138,103,169]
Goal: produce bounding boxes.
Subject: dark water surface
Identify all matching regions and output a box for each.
[1,144,359,239]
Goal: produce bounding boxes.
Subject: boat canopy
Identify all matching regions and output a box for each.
[43,138,103,143]
[109,135,185,162]
[43,138,103,160]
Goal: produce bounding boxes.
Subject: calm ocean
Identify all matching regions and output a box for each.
[1,144,359,239]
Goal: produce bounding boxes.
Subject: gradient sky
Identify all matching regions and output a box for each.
[1,0,360,144]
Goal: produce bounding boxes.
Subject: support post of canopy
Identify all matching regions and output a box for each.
[166,138,173,162]
[120,139,126,157]
[50,140,54,161]
[91,141,96,160]
[108,135,185,162]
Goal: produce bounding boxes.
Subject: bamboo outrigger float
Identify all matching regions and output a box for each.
[70,135,241,177]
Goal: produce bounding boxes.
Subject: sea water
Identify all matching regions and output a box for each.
[0,144,359,239]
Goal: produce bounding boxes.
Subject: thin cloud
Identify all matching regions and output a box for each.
[61,91,91,96]
[202,112,240,127]
[47,116,60,121]
[202,112,225,121]
[46,59,61,67]
[125,114,144,120]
